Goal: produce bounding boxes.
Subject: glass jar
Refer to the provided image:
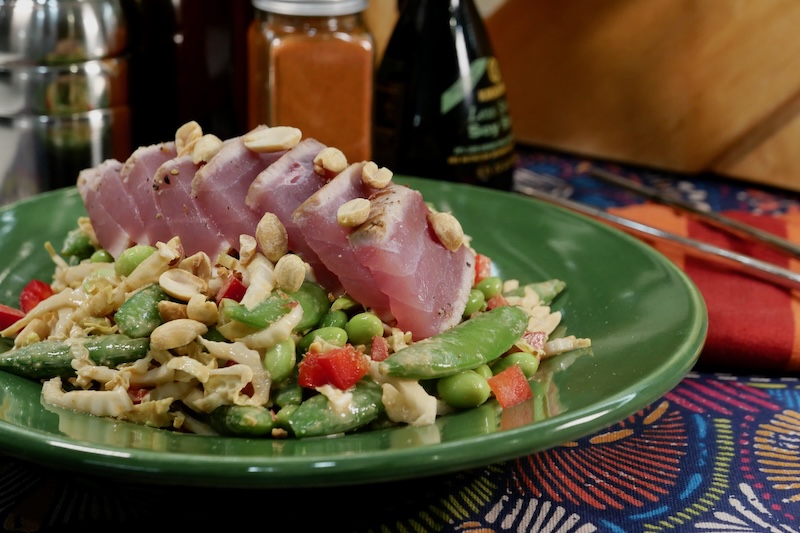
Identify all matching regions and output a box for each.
[248,0,374,162]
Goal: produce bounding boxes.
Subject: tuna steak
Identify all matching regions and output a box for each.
[349,184,475,339]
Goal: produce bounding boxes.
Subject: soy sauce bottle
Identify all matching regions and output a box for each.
[372,0,516,190]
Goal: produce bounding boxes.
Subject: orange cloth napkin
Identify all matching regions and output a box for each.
[608,203,800,374]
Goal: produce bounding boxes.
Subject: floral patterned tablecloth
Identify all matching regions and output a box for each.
[0,146,798,533]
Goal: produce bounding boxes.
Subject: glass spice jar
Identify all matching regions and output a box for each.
[248,0,374,162]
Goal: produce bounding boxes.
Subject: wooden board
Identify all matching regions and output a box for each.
[484,0,800,190]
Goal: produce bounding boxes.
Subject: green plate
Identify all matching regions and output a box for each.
[0,178,707,488]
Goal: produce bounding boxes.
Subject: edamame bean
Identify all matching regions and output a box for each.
[473,363,493,381]
[345,312,383,346]
[115,245,157,277]
[475,276,503,299]
[437,370,491,409]
[82,267,116,292]
[331,295,359,312]
[89,250,113,263]
[297,326,348,353]
[491,352,540,378]
[318,309,348,329]
[263,338,296,383]
[462,289,485,318]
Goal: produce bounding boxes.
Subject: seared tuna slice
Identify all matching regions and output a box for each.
[192,132,286,251]
[118,142,177,246]
[293,162,392,319]
[152,154,231,258]
[76,159,132,258]
[246,138,341,292]
[349,184,475,339]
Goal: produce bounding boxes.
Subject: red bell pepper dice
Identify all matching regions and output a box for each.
[0,304,25,330]
[298,345,370,390]
[474,253,492,285]
[19,279,54,313]
[216,273,247,304]
[369,335,390,361]
[488,364,533,409]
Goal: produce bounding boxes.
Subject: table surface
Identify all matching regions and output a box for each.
[0,145,798,532]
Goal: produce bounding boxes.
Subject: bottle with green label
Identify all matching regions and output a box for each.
[372,0,516,191]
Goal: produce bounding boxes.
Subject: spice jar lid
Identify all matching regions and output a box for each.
[252,0,368,16]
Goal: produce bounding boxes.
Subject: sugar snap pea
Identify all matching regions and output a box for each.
[379,305,528,380]
[0,334,150,380]
[287,379,384,438]
[224,281,330,333]
[288,281,331,332]
[60,228,95,260]
[224,292,292,328]
[505,279,566,306]
[208,404,274,437]
[115,283,167,338]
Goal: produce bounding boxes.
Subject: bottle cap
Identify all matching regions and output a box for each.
[252,0,368,16]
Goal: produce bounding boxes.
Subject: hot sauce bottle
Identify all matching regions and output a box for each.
[247,0,374,163]
[373,0,516,190]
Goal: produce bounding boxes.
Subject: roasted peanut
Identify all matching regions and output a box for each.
[274,254,306,293]
[243,126,301,153]
[238,235,258,266]
[362,161,393,189]
[159,269,209,301]
[313,147,348,178]
[256,212,289,263]
[158,300,188,322]
[179,252,212,282]
[192,134,223,164]
[175,121,202,155]
[337,198,370,227]
[186,294,218,325]
[428,211,464,251]
[150,319,208,351]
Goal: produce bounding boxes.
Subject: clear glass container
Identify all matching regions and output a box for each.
[248,0,374,162]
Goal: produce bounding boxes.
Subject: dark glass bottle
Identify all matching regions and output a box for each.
[373,0,516,190]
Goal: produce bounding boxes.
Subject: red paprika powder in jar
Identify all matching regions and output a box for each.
[248,0,374,162]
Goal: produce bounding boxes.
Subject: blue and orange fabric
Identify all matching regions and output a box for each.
[608,204,800,372]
